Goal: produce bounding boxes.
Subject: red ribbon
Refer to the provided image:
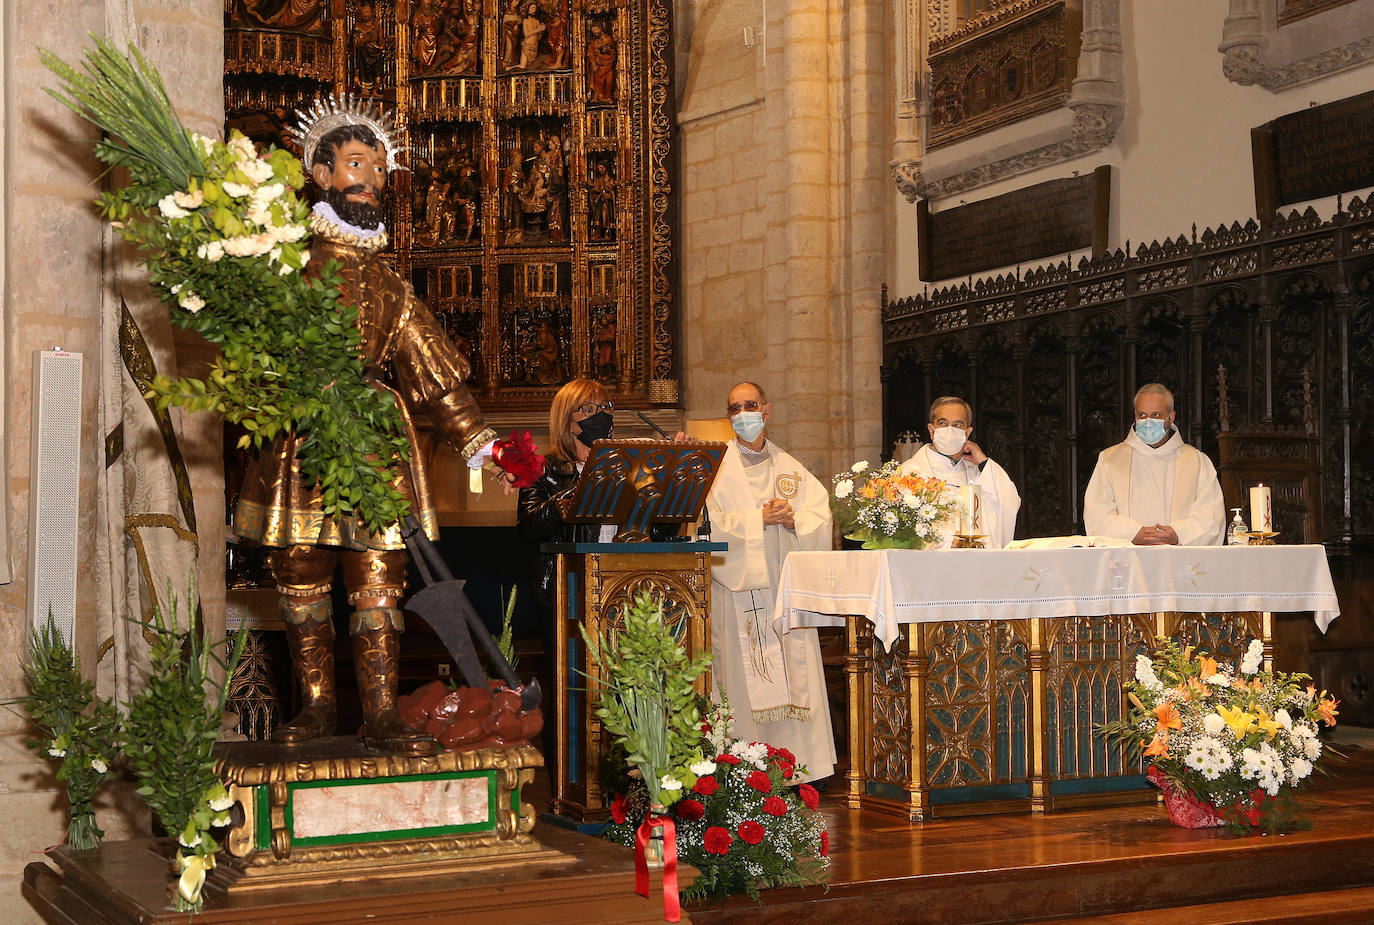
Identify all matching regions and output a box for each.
[634,814,680,922]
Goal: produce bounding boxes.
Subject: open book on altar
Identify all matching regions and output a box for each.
[1006,535,1135,549]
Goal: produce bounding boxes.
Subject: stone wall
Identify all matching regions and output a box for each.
[677,0,890,479]
[1,3,222,920]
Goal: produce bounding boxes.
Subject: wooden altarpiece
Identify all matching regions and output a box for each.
[224,0,680,412]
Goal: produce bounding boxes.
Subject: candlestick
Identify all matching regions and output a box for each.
[1249,484,1272,533]
[957,484,982,535]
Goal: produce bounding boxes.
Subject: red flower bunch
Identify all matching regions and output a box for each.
[716,754,742,766]
[763,796,788,817]
[737,821,765,845]
[694,775,720,796]
[676,798,706,821]
[610,793,627,825]
[746,770,772,794]
[820,830,830,857]
[491,430,545,488]
[703,826,733,855]
[798,783,820,811]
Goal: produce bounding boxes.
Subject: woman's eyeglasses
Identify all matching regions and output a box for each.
[576,400,615,416]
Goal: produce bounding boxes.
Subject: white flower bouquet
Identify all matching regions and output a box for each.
[1102,638,1339,832]
[829,459,956,549]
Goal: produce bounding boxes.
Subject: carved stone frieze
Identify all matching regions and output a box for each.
[1220,0,1374,91]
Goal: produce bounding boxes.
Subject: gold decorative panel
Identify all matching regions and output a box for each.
[224,0,679,410]
[927,0,1082,150]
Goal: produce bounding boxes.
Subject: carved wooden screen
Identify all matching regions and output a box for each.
[224,0,678,412]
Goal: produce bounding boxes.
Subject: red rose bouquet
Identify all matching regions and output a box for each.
[603,697,830,904]
[491,429,546,488]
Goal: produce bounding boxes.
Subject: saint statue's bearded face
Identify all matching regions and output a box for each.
[312,137,388,229]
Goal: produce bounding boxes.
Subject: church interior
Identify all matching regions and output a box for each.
[6,0,1374,921]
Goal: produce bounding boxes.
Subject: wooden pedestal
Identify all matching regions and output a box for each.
[546,541,723,821]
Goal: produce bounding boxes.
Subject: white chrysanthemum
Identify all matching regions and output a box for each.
[196,240,224,262]
[208,786,234,813]
[689,759,717,777]
[273,222,308,243]
[172,189,204,210]
[1240,639,1264,675]
[1134,655,1164,692]
[1303,735,1322,760]
[1274,708,1292,730]
[222,181,253,199]
[90,758,108,774]
[228,133,257,162]
[659,775,683,792]
[1202,712,1226,736]
[251,182,285,206]
[247,203,272,227]
[1289,757,1313,783]
[1203,673,1230,687]
[213,812,231,827]
[835,479,853,499]
[157,193,190,219]
[178,832,202,849]
[239,158,274,185]
[851,460,868,473]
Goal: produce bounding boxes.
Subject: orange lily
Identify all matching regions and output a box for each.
[1143,732,1170,757]
[1198,656,1218,678]
[1317,693,1340,727]
[1154,701,1182,734]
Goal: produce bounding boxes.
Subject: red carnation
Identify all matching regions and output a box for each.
[763,796,787,817]
[492,430,546,488]
[676,798,705,821]
[716,754,742,766]
[775,746,796,764]
[820,830,829,857]
[610,793,627,824]
[798,783,820,811]
[694,775,720,796]
[777,760,796,780]
[737,820,765,845]
[746,770,772,794]
[703,826,733,855]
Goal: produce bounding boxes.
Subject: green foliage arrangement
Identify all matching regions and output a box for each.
[496,586,519,671]
[581,592,711,808]
[122,591,247,911]
[42,37,411,533]
[13,615,121,850]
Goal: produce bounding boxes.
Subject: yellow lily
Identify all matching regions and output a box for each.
[1254,710,1282,740]
[1217,704,1256,739]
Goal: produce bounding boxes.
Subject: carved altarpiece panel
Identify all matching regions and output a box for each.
[224,0,679,412]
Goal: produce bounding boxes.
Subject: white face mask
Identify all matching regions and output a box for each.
[931,425,968,457]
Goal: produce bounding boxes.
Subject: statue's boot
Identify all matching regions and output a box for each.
[352,607,438,757]
[272,597,338,745]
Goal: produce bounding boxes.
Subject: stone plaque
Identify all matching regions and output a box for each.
[1252,90,1374,215]
[918,166,1109,282]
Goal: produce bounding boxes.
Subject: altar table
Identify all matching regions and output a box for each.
[772,545,1339,820]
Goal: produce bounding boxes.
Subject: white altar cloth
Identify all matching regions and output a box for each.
[773,545,1340,651]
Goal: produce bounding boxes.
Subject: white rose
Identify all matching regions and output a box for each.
[172,189,204,209]
[658,775,683,792]
[1202,712,1226,736]
[157,193,190,219]
[851,460,869,473]
[90,758,108,774]
[251,182,285,206]
[47,746,66,758]
[222,181,253,199]
[179,291,206,313]
[689,759,716,777]
[834,479,853,499]
[228,133,257,161]
[276,222,308,243]
[239,157,274,185]
[196,240,224,262]
[299,248,311,268]
[278,263,295,276]
[246,204,272,227]
[900,489,918,508]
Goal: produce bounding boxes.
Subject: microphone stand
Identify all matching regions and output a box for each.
[634,410,713,541]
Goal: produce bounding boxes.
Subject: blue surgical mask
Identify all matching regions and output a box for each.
[1134,418,1168,445]
[732,411,766,443]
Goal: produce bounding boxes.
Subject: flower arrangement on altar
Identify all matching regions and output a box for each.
[1101,638,1339,833]
[603,698,831,905]
[829,459,956,549]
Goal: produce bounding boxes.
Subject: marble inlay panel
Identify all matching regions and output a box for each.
[292,776,491,838]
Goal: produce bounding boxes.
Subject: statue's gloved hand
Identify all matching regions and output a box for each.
[467,438,497,469]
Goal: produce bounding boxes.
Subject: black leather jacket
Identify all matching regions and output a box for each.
[516,460,678,607]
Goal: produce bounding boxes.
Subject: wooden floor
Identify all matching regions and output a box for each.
[682,744,1374,924]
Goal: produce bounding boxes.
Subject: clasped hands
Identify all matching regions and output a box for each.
[1133,523,1179,546]
[762,497,795,530]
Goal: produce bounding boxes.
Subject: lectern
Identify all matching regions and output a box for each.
[545,439,726,822]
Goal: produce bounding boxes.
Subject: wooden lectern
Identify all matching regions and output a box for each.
[545,439,726,822]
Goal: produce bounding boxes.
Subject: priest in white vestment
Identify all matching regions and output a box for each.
[898,396,1021,548]
[1084,383,1225,546]
[706,382,837,782]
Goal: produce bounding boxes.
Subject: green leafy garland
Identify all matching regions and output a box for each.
[122,590,247,911]
[42,37,410,532]
[581,592,711,808]
[11,615,121,850]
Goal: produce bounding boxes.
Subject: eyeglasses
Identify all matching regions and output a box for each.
[576,400,614,416]
[727,400,765,416]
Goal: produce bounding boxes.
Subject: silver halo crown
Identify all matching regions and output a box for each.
[289,94,408,173]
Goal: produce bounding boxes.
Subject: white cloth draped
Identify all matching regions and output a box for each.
[898,444,1021,548]
[1084,429,1225,546]
[707,440,836,781]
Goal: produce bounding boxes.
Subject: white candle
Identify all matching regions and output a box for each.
[958,484,982,535]
[1249,484,1271,532]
